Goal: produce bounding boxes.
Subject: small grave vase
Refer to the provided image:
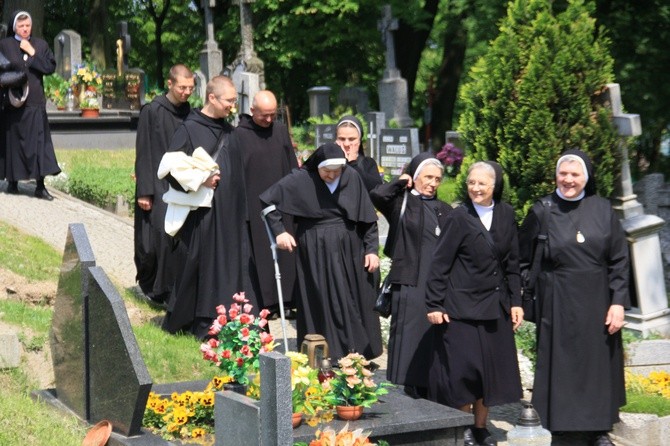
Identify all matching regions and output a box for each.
[223,381,247,395]
[80,108,100,118]
[292,412,303,428]
[336,405,364,421]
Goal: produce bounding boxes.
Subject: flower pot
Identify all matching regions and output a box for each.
[336,405,364,421]
[292,412,303,428]
[223,382,247,395]
[81,108,100,118]
[82,419,112,446]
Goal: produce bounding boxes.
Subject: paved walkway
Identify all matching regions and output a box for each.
[2,180,602,445]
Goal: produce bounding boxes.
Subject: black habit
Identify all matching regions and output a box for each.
[0,14,59,182]
[260,145,383,361]
[348,154,382,193]
[134,94,190,302]
[161,109,254,339]
[231,113,298,311]
[425,200,522,408]
[370,177,451,388]
[519,192,629,431]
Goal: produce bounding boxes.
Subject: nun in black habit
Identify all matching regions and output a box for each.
[425,161,523,446]
[519,149,629,445]
[0,10,59,199]
[370,152,452,398]
[260,143,383,361]
[335,115,382,193]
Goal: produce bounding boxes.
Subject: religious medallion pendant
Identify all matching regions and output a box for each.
[435,226,441,237]
[576,231,585,244]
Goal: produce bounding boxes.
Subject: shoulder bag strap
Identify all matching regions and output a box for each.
[526,199,551,290]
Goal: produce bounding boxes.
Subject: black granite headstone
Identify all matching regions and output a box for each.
[50,223,96,420]
[379,128,420,177]
[315,124,336,148]
[87,266,152,436]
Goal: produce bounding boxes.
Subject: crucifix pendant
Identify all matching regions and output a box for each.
[576,231,585,244]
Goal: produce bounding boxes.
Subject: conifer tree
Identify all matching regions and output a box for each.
[458,0,620,219]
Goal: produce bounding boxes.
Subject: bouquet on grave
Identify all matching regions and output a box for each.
[199,292,276,385]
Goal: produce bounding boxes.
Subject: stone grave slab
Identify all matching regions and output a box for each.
[315,124,336,148]
[0,332,21,369]
[87,266,152,436]
[50,223,96,420]
[625,339,670,375]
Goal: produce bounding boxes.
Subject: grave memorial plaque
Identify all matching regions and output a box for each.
[379,128,419,176]
[315,124,336,148]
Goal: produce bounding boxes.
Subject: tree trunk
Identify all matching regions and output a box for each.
[3,0,44,38]
[431,13,467,149]
[89,0,107,69]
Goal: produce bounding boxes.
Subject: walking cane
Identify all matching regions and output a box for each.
[260,205,290,353]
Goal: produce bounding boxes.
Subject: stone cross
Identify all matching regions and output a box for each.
[603,83,670,337]
[116,22,131,72]
[233,0,257,60]
[199,0,223,82]
[378,4,400,79]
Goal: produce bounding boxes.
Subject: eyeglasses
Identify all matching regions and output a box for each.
[217,96,238,105]
[466,180,491,188]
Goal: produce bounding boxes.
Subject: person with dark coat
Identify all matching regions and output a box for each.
[160,75,255,339]
[336,115,382,192]
[231,90,298,314]
[425,161,523,446]
[519,149,629,446]
[0,10,59,199]
[260,143,383,361]
[134,64,194,305]
[370,152,452,398]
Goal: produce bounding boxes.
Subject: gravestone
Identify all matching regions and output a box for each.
[602,83,670,337]
[338,86,369,114]
[232,70,260,117]
[54,30,82,79]
[50,223,96,420]
[41,223,153,438]
[0,332,21,369]
[307,86,331,117]
[225,0,266,89]
[315,123,336,148]
[199,0,223,82]
[366,111,387,163]
[377,4,412,128]
[625,340,670,376]
[379,128,420,176]
[193,69,208,102]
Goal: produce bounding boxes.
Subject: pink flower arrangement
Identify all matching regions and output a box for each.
[199,292,275,385]
[436,142,464,176]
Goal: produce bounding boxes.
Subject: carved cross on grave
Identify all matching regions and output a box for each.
[378,4,400,79]
[199,0,223,82]
[233,0,257,60]
[601,83,643,218]
[116,22,131,73]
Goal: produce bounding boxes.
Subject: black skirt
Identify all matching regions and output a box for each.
[427,312,522,408]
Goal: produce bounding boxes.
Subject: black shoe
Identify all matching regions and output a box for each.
[463,427,477,446]
[365,361,380,372]
[472,427,497,446]
[34,188,54,201]
[592,432,614,446]
[6,181,18,194]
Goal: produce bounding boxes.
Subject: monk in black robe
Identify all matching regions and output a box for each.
[161,76,254,339]
[519,149,629,445]
[260,143,383,361]
[0,10,59,199]
[231,90,298,313]
[134,64,194,305]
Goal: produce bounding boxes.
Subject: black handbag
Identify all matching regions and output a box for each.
[521,200,550,323]
[373,190,408,318]
[374,275,393,318]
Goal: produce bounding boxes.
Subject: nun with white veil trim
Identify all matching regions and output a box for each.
[260,142,383,362]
